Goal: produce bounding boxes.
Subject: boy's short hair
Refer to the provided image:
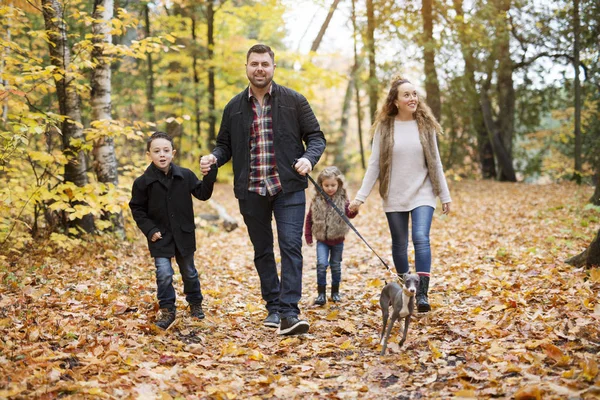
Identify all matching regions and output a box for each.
[146,131,174,151]
[247,44,275,63]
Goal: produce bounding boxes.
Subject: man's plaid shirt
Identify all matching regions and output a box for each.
[248,86,281,196]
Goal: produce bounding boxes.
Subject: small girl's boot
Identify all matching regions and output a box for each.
[314,285,326,305]
[331,284,341,302]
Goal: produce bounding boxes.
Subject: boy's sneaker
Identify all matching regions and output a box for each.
[155,307,176,330]
[190,303,205,320]
[277,316,310,336]
[263,312,280,328]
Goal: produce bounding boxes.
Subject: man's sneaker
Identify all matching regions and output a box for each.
[155,307,176,330]
[263,312,280,328]
[277,316,310,335]
[190,303,205,320]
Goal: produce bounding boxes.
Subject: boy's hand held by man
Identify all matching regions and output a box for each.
[200,154,217,175]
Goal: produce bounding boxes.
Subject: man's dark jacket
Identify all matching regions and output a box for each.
[212,81,326,199]
[129,163,217,257]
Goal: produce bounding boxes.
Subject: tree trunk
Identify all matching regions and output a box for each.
[207,0,216,149]
[366,0,378,124]
[144,4,155,121]
[42,0,94,234]
[591,161,600,205]
[191,14,202,150]
[566,227,600,268]
[480,88,517,182]
[334,70,355,172]
[1,3,10,128]
[495,0,516,182]
[91,0,124,236]
[352,0,365,170]
[422,0,441,122]
[452,0,495,179]
[310,0,341,53]
[573,0,582,180]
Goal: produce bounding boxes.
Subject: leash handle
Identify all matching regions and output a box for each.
[295,160,400,280]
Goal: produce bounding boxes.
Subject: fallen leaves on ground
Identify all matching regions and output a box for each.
[1,180,599,399]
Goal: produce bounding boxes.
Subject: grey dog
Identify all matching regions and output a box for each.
[379,274,420,355]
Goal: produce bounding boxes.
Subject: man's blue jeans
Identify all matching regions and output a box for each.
[385,206,434,275]
[239,190,305,318]
[154,250,203,309]
[316,241,344,286]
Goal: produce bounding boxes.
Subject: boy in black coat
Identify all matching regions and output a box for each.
[129,131,218,329]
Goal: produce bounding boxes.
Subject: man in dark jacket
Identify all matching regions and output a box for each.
[130,131,218,330]
[200,44,326,335]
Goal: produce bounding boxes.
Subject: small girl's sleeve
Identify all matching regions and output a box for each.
[345,200,358,219]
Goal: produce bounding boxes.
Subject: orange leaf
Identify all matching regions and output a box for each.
[514,385,542,400]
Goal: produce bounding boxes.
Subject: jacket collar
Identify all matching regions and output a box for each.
[142,162,183,184]
[244,81,278,101]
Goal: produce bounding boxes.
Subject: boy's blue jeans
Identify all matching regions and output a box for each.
[316,241,344,286]
[154,250,203,309]
[385,206,434,275]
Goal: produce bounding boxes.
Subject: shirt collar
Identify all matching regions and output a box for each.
[248,83,273,99]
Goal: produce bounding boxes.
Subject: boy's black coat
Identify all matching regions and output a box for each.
[129,163,217,257]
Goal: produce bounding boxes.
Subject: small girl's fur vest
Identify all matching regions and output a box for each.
[310,188,350,242]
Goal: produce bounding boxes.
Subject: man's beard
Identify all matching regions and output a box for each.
[248,74,272,89]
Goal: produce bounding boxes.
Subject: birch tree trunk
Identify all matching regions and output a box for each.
[91,0,124,236]
[42,0,95,234]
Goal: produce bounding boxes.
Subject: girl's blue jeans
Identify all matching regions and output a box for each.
[154,250,203,309]
[385,206,434,275]
[316,241,344,286]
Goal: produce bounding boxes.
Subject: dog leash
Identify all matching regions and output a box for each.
[302,167,402,282]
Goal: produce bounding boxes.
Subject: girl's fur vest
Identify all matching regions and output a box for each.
[310,187,350,242]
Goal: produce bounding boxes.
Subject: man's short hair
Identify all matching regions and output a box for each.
[246,44,275,63]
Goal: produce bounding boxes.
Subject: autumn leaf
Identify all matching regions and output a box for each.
[580,357,599,382]
[514,385,542,400]
[542,343,571,366]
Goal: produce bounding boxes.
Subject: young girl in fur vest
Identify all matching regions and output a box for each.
[305,166,358,305]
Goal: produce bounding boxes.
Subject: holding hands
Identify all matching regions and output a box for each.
[200,154,217,175]
[348,199,363,213]
[442,202,451,215]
